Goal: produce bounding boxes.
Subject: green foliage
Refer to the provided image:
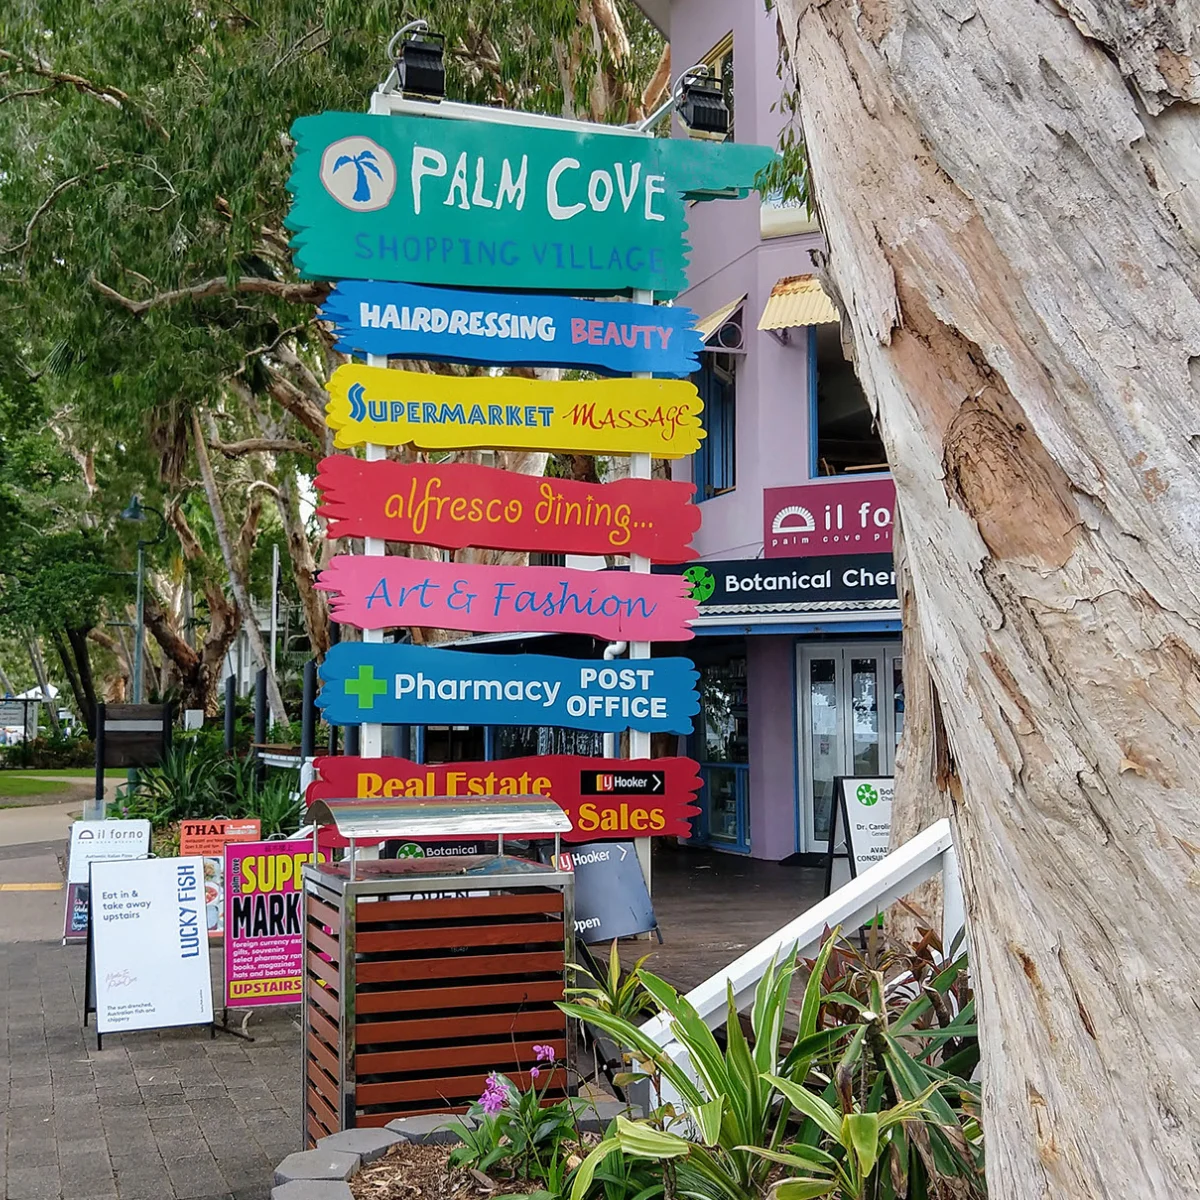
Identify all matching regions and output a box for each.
[109,737,302,833]
[563,929,983,1200]
[568,940,657,1023]
[2,731,94,768]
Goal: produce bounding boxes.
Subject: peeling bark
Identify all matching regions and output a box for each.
[191,411,288,725]
[775,0,1200,1190]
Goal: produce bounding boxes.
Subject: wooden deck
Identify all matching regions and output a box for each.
[615,842,826,993]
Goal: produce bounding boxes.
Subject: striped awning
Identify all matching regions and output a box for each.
[758,275,838,330]
[693,294,747,342]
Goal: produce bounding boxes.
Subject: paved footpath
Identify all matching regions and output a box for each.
[1,805,302,1200]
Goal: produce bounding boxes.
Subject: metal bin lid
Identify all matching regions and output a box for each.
[306,793,572,842]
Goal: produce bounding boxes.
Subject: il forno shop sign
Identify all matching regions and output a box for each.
[764,479,895,559]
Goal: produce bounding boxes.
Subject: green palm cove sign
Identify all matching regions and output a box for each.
[287,111,774,299]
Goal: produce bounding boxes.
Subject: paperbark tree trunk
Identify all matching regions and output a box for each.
[774,0,1200,1192]
[191,411,288,727]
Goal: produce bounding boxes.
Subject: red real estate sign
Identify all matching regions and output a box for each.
[317,555,696,641]
[307,755,702,842]
[763,478,895,559]
[316,457,700,563]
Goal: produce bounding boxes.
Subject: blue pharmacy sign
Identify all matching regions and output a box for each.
[321,281,703,377]
[318,642,699,734]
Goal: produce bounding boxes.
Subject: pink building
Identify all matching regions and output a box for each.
[639,0,902,861]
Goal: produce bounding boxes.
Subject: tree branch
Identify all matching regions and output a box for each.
[89,273,329,315]
[0,49,168,139]
[210,436,316,459]
[3,164,112,256]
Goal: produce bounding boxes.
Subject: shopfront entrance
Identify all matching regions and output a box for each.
[798,641,903,852]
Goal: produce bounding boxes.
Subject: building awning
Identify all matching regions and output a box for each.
[758,275,838,330]
[694,294,746,342]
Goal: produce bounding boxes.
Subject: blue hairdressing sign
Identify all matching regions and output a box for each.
[318,642,698,734]
[321,282,703,377]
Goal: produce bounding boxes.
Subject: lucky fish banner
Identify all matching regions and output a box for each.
[287,110,775,297]
[316,555,696,641]
[325,364,704,456]
[315,458,701,562]
[308,756,703,842]
[321,281,703,376]
[317,641,699,733]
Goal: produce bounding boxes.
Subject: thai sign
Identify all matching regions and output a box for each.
[764,479,895,559]
[178,819,262,940]
[308,756,702,842]
[316,458,700,562]
[225,839,325,1009]
[660,553,897,610]
[317,556,696,641]
[317,642,699,733]
[321,281,703,376]
[287,110,774,297]
[325,364,704,457]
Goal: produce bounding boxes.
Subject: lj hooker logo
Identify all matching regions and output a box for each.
[763,479,895,560]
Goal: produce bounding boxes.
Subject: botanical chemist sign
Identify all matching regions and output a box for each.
[325,364,704,457]
[308,756,702,842]
[317,642,698,733]
[322,282,703,376]
[317,556,696,641]
[662,553,898,610]
[316,458,700,562]
[287,110,774,297]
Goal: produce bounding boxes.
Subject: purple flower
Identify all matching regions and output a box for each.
[529,1066,540,1081]
[478,1073,507,1116]
[533,1043,556,1064]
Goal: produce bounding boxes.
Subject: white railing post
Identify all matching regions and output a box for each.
[941,841,967,956]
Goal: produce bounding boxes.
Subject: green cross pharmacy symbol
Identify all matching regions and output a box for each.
[344,664,388,710]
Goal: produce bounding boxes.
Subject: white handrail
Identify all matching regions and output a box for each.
[643,819,961,1046]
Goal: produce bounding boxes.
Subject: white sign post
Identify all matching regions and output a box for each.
[87,856,214,1045]
[824,776,895,896]
[63,819,152,943]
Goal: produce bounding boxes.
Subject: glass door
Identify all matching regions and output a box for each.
[798,643,902,852]
[692,655,750,851]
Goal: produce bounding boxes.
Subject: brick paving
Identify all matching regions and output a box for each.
[0,939,302,1200]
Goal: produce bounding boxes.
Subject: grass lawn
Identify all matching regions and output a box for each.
[0,775,64,798]
[11,767,94,777]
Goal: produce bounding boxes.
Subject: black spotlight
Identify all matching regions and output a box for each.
[678,69,729,138]
[397,30,445,100]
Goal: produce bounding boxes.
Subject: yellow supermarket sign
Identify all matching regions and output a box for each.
[325,364,705,458]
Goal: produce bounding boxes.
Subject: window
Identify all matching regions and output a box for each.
[693,352,736,499]
[812,323,887,475]
[529,552,566,567]
[702,33,734,141]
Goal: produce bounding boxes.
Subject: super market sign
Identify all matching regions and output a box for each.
[287,111,773,297]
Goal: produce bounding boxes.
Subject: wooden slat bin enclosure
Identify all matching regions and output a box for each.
[302,855,574,1147]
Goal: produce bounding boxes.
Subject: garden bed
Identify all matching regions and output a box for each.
[352,1140,593,1200]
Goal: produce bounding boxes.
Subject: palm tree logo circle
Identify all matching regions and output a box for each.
[683,565,716,603]
[320,137,397,211]
[856,783,880,806]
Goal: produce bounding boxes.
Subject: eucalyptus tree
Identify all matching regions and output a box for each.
[0,0,664,711]
[770,0,1200,1192]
